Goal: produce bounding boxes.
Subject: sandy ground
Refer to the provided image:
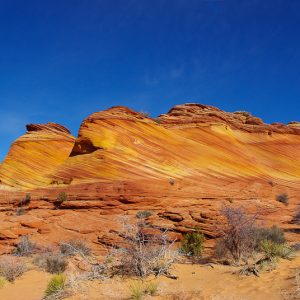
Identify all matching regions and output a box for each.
[0,256,299,300]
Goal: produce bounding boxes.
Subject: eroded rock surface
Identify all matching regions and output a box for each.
[0,104,299,253]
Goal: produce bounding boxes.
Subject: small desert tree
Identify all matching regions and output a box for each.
[109,216,178,278]
[215,205,260,262]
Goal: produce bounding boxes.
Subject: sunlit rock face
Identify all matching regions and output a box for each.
[52,103,300,184]
[0,104,299,254]
[0,122,75,188]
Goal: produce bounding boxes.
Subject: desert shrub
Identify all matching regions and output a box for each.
[180,230,204,257]
[215,206,259,262]
[295,208,300,222]
[0,256,26,282]
[255,225,286,245]
[215,206,291,263]
[169,178,176,186]
[54,192,68,208]
[109,216,178,277]
[46,254,68,274]
[33,252,50,270]
[136,210,153,219]
[259,240,294,260]
[14,236,36,256]
[59,240,91,257]
[139,111,150,118]
[268,180,275,187]
[0,276,7,289]
[214,238,228,259]
[44,274,66,299]
[16,207,25,216]
[34,252,67,273]
[19,194,31,207]
[276,193,289,205]
[34,253,67,274]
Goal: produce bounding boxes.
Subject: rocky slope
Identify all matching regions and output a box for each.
[0,103,299,253]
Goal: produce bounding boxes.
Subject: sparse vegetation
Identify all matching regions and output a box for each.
[0,276,7,289]
[46,254,68,274]
[14,235,36,256]
[16,207,25,216]
[0,256,26,282]
[18,193,31,207]
[139,111,150,118]
[129,281,159,299]
[54,192,68,209]
[215,205,292,266]
[276,193,289,205]
[295,208,300,222]
[144,281,158,296]
[44,273,66,299]
[169,178,176,185]
[180,229,204,257]
[59,240,91,257]
[34,253,67,274]
[259,240,294,260]
[136,210,153,219]
[108,216,178,278]
[268,180,275,187]
[255,225,286,245]
[129,282,144,300]
[215,206,260,262]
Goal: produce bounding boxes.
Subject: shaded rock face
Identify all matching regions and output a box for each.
[0,103,300,253]
[70,137,103,157]
[26,122,71,134]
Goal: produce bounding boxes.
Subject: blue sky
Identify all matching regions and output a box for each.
[1,0,300,161]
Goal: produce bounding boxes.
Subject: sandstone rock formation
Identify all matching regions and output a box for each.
[0,104,299,253]
[0,122,75,188]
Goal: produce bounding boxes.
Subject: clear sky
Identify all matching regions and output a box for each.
[1,0,300,161]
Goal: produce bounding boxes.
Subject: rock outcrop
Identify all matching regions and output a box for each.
[0,104,299,253]
[0,122,75,188]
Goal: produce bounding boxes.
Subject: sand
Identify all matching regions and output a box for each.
[0,255,299,300]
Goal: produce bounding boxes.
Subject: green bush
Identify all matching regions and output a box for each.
[260,240,294,260]
[44,274,66,298]
[276,193,289,205]
[180,230,204,257]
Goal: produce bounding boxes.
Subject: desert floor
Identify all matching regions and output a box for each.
[0,254,299,300]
